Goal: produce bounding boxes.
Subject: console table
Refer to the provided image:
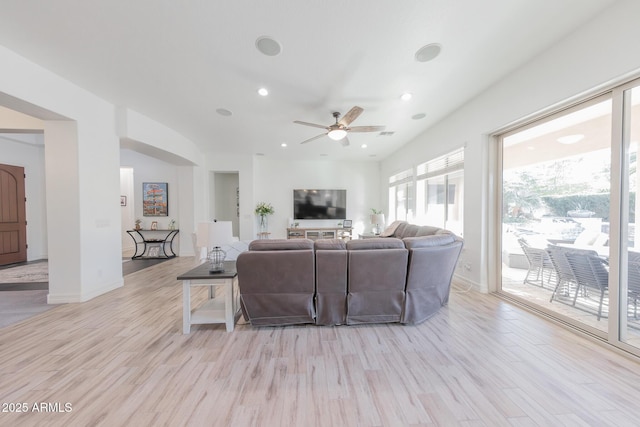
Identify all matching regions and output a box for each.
[287,227,352,241]
[126,229,179,259]
[177,261,239,333]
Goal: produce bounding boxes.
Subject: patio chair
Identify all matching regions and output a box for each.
[518,238,555,287]
[547,245,577,303]
[547,246,598,304]
[565,251,609,320]
[627,253,640,319]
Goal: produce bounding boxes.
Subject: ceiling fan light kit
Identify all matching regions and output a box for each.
[328,129,347,140]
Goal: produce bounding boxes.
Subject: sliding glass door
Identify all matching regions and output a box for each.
[621,82,640,352]
[500,95,613,336]
[499,78,640,354]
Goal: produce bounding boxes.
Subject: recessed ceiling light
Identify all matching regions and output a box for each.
[280,143,287,147]
[216,108,233,116]
[255,153,265,156]
[258,88,269,96]
[412,113,426,120]
[415,43,442,62]
[400,93,412,101]
[527,146,535,150]
[255,36,282,56]
[557,134,584,144]
[361,144,367,148]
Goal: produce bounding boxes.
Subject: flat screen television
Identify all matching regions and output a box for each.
[293,189,346,220]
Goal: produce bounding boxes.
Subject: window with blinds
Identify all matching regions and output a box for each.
[415,148,464,235]
[416,147,464,180]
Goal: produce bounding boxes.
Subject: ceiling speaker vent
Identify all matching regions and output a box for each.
[379,131,395,136]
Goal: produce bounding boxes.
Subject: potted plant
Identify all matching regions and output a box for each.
[255,202,275,233]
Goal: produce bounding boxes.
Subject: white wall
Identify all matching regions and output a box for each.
[0,135,48,261]
[381,0,640,292]
[0,43,209,302]
[253,157,381,239]
[120,149,181,248]
[205,155,380,241]
[0,44,126,303]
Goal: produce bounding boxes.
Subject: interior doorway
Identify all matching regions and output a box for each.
[120,167,135,254]
[0,163,27,265]
[212,172,240,237]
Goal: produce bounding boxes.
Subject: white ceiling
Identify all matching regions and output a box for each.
[0,0,616,162]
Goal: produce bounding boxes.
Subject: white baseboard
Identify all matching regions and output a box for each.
[47,278,124,304]
[452,273,482,293]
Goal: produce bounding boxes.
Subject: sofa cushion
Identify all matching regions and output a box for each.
[347,238,404,250]
[314,239,347,250]
[398,224,420,238]
[415,225,442,236]
[393,222,409,237]
[248,238,314,251]
[346,241,408,325]
[237,247,316,326]
[403,233,456,249]
[379,220,406,237]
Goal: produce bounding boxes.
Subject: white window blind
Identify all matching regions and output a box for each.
[389,168,413,186]
[416,148,464,180]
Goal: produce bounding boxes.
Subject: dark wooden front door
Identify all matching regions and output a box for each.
[0,164,27,265]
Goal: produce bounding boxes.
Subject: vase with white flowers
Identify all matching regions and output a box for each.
[255,202,275,233]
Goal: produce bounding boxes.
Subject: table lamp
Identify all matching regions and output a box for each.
[197,220,234,272]
[370,213,385,235]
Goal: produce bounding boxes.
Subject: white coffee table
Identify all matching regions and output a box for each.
[178,261,240,333]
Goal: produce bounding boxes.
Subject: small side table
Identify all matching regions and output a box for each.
[177,261,240,333]
[127,229,179,259]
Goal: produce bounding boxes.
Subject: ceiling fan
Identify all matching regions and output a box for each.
[294,106,385,147]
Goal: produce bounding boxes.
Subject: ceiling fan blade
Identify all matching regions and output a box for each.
[348,125,386,133]
[300,133,327,144]
[338,106,364,126]
[339,136,350,147]
[294,120,329,130]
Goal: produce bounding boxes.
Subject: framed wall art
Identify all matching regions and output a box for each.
[142,182,168,216]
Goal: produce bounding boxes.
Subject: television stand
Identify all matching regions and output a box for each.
[287,227,352,241]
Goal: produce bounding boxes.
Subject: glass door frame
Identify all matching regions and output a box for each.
[611,77,640,355]
[490,81,640,357]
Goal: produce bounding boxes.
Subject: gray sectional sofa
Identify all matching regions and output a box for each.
[236,222,463,327]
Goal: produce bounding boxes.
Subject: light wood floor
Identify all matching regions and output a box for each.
[1,256,639,426]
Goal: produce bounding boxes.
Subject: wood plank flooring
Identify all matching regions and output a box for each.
[1,256,639,426]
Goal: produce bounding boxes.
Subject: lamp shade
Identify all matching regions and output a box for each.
[370,214,385,235]
[197,221,234,248]
[370,214,385,226]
